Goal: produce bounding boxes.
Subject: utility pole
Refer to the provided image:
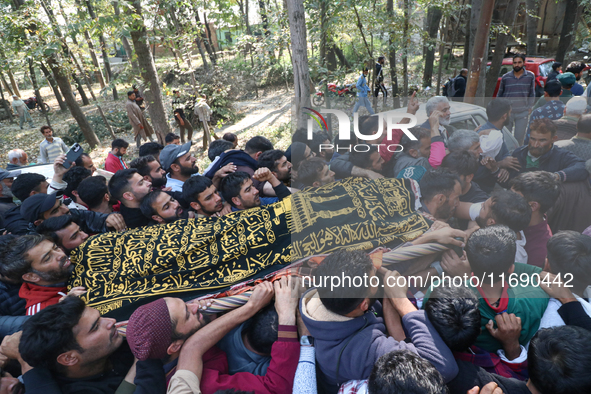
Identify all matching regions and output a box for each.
[464,0,495,103]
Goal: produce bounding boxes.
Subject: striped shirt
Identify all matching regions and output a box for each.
[39,137,68,164]
[497,70,536,112]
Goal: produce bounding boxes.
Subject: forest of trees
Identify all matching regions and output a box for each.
[1,0,588,144]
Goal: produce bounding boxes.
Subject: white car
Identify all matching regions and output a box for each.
[386,101,520,152]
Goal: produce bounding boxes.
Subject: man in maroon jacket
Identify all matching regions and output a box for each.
[126,277,300,394]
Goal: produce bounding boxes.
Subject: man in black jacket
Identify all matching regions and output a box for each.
[510,118,588,183]
[109,169,155,229]
[19,193,125,234]
[4,296,165,394]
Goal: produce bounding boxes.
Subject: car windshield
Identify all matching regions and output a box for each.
[538,62,552,77]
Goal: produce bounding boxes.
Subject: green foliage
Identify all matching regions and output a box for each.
[64,111,131,145]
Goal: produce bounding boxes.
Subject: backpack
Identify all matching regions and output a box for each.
[443,76,460,97]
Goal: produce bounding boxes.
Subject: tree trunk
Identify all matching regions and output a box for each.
[286,0,311,130]
[47,55,100,147]
[423,7,443,87]
[387,0,400,108]
[194,8,217,65]
[40,62,67,111]
[112,1,140,73]
[245,0,251,34]
[203,13,217,62]
[128,0,170,143]
[190,10,209,71]
[463,0,471,69]
[28,60,52,127]
[403,0,410,103]
[319,0,328,67]
[436,18,447,95]
[0,72,14,96]
[333,45,351,69]
[0,79,15,123]
[467,0,482,72]
[465,0,495,102]
[39,0,91,106]
[555,0,579,63]
[72,0,106,89]
[85,0,118,99]
[7,70,20,97]
[526,0,538,55]
[486,0,520,97]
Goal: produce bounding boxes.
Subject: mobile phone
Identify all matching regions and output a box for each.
[63,143,84,169]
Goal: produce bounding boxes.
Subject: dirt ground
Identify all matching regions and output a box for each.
[0,83,292,171]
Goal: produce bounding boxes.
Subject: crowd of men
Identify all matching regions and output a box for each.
[1,57,591,393]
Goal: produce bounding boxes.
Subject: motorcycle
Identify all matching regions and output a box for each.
[312,80,356,106]
[24,96,50,113]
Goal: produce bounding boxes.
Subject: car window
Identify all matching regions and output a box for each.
[538,62,552,77]
[451,116,478,131]
[499,65,512,77]
[473,114,487,126]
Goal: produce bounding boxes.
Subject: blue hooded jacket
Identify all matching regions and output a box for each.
[299,288,458,389]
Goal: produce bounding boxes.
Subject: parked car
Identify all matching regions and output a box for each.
[387,101,519,152]
[487,57,555,98]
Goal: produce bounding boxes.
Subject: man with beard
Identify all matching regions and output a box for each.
[418,169,462,223]
[129,155,168,189]
[109,169,154,229]
[104,139,130,173]
[182,176,226,218]
[160,142,200,192]
[565,61,586,96]
[36,216,89,255]
[420,96,452,146]
[10,296,166,393]
[0,235,85,315]
[0,168,20,219]
[220,168,291,212]
[257,149,293,186]
[497,54,536,145]
[509,118,588,183]
[125,280,300,394]
[140,190,194,224]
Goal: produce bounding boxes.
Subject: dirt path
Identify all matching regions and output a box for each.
[0,86,292,170]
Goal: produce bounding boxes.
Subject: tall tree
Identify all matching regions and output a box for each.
[387,0,400,108]
[465,0,495,103]
[28,59,51,127]
[423,6,443,87]
[38,0,100,146]
[69,0,107,89]
[526,0,538,55]
[286,0,310,129]
[112,1,140,73]
[486,0,520,97]
[40,62,67,111]
[555,0,579,63]
[85,0,118,100]
[128,0,170,143]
